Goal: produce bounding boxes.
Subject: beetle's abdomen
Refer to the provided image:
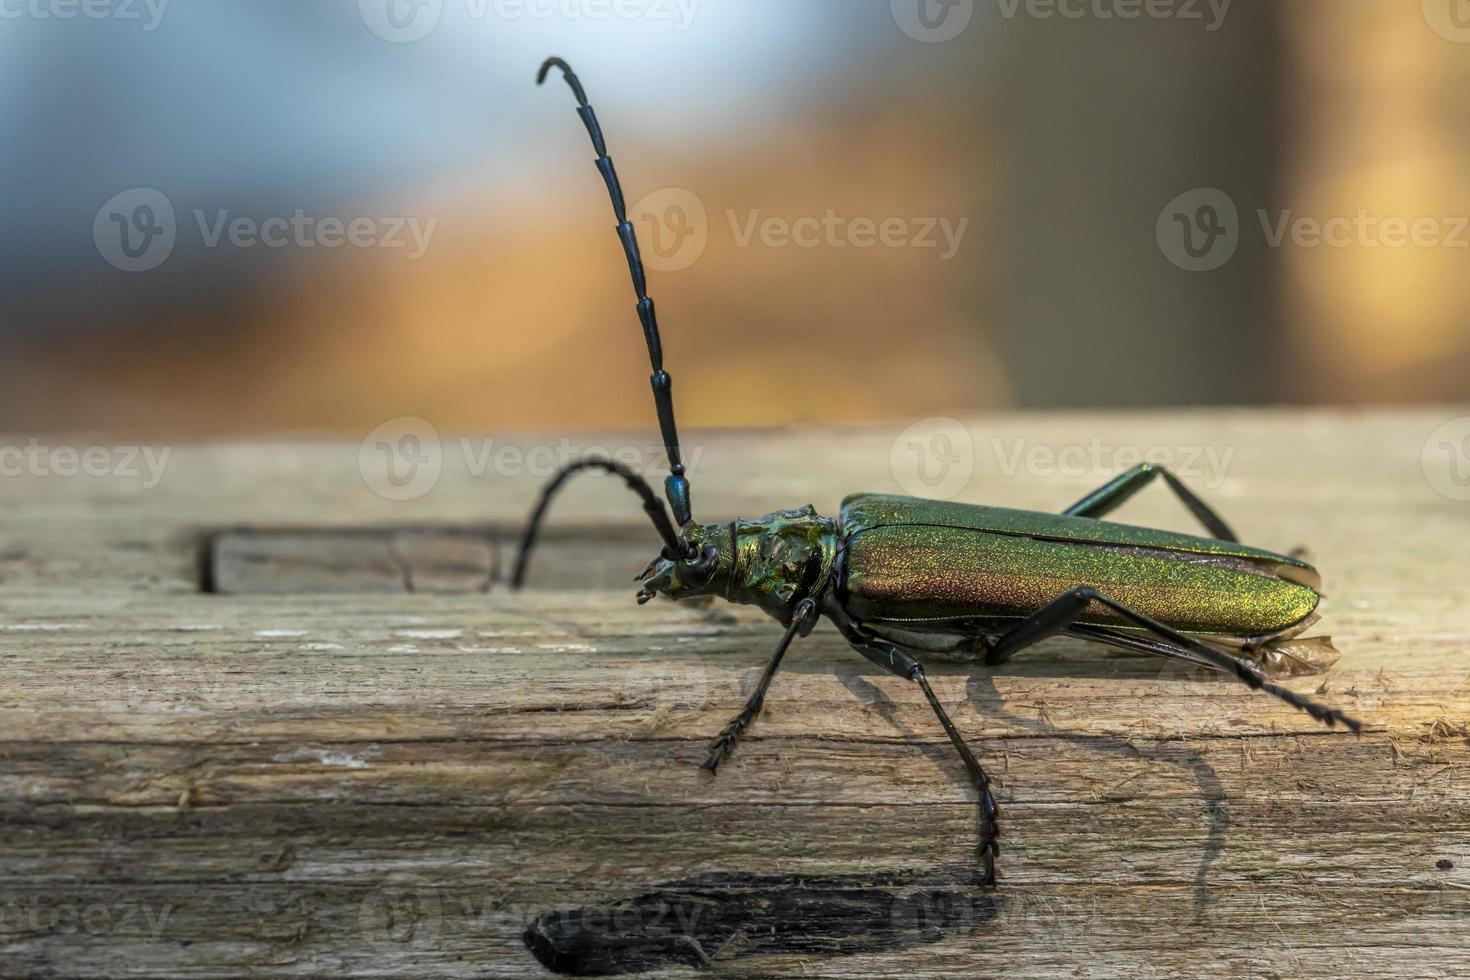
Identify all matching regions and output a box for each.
[842,525,1320,637]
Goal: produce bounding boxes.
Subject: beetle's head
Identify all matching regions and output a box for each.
[635,508,838,624]
[636,521,736,604]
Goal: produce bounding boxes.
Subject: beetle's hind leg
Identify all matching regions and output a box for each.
[840,630,999,887]
[1064,463,1237,542]
[985,588,1362,732]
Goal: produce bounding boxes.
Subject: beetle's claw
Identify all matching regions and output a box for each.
[702,733,735,772]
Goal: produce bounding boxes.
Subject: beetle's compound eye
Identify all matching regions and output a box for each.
[690,544,719,576]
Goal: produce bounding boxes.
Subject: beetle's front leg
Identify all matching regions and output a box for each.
[702,599,817,773]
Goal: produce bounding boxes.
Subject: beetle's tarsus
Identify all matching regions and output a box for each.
[702,709,753,772]
[910,663,1000,889]
[702,725,745,771]
[991,586,1362,733]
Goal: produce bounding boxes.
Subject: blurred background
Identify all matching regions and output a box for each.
[1,0,1466,439]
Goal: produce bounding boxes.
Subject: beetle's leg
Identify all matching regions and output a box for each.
[1063,463,1237,542]
[985,587,1362,732]
[911,661,999,888]
[702,600,816,773]
[841,629,999,887]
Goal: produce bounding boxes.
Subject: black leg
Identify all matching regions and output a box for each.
[1064,463,1237,542]
[703,600,816,772]
[984,588,1362,732]
[841,628,999,887]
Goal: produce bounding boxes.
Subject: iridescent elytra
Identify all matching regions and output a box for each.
[514,57,1362,888]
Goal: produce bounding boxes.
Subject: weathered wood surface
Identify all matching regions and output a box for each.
[0,410,1467,978]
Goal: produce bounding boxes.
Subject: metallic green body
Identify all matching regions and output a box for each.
[640,493,1323,644]
[838,494,1321,638]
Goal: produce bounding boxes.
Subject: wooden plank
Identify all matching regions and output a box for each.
[0,409,1466,978]
[205,526,651,594]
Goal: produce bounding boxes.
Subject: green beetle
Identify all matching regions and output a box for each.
[519,57,1361,887]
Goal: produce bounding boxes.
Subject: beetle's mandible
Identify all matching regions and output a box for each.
[515,56,1362,888]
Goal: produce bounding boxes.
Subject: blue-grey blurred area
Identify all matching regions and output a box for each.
[1,0,1466,436]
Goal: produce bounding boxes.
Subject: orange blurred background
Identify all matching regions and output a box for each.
[1,0,1465,439]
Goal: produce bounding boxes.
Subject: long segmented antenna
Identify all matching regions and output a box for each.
[513,457,686,589]
[537,56,693,530]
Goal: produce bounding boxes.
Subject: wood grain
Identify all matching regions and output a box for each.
[0,409,1467,978]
